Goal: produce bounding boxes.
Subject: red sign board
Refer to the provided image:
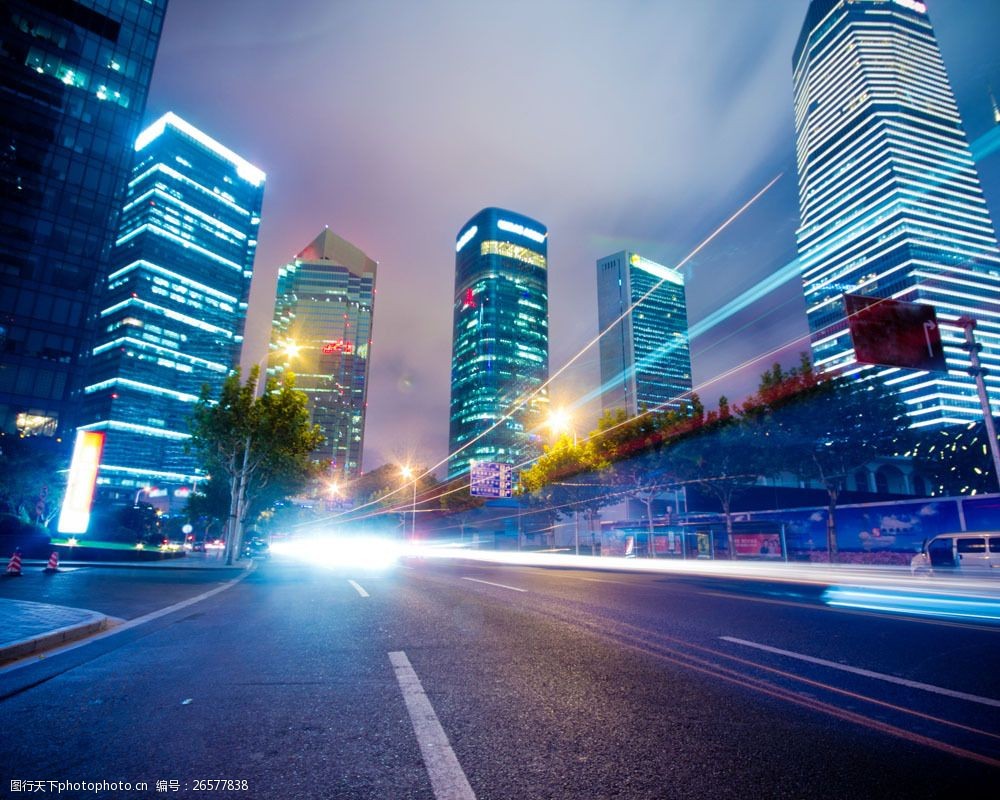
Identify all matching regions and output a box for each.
[322,340,354,355]
[844,294,947,372]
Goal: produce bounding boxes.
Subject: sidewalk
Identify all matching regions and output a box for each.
[0,557,256,667]
[0,598,118,666]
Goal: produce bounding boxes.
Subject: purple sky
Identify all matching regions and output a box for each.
[144,0,1000,473]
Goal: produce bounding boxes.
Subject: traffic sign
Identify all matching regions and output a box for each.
[470,461,515,498]
[844,294,948,372]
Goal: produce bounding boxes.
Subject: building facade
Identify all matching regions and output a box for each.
[794,0,1000,428]
[0,0,168,438]
[270,229,376,479]
[448,208,549,479]
[596,251,692,416]
[80,113,264,502]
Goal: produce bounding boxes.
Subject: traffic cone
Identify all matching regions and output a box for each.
[5,548,22,577]
[43,551,59,574]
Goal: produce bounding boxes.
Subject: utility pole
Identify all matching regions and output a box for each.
[957,316,1000,491]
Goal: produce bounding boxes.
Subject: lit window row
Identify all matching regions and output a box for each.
[480,241,547,269]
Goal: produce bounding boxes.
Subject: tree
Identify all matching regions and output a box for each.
[761,372,912,561]
[667,413,770,559]
[520,434,619,554]
[189,367,325,564]
[591,409,677,556]
[0,433,69,527]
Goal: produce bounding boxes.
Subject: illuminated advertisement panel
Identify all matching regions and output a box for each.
[57,431,106,534]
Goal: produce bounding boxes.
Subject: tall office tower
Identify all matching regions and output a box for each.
[794,0,1000,428]
[448,208,549,479]
[596,251,692,416]
[0,0,168,438]
[270,229,376,479]
[80,113,264,503]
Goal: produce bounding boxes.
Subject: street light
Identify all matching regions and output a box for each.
[400,466,416,539]
[547,408,581,555]
[547,407,577,445]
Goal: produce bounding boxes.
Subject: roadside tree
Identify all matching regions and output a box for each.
[189,367,325,564]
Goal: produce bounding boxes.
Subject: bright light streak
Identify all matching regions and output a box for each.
[269,535,407,570]
[822,587,1000,623]
[407,547,1000,615]
[688,258,803,341]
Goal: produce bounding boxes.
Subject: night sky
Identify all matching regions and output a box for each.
[143,0,1000,474]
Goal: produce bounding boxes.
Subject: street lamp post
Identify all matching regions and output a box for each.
[401,466,417,539]
[547,408,580,556]
[957,317,1000,492]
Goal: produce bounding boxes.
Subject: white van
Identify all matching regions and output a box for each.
[910,532,1000,576]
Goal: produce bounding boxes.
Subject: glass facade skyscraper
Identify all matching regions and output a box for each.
[596,251,692,416]
[80,112,264,501]
[794,0,1000,428]
[0,0,168,438]
[448,208,549,479]
[270,229,376,479]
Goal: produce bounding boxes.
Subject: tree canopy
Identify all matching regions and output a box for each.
[518,356,913,560]
[188,367,325,563]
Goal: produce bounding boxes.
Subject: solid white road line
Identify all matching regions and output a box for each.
[721,636,1000,708]
[460,577,527,593]
[348,579,370,598]
[389,651,476,800]
[0,567,254,674]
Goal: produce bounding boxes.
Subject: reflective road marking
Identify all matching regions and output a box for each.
[460,577,526,593]
[348,580,369,598]
[721,636,1000,708]
[389,651,476,800]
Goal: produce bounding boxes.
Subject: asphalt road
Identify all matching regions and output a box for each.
[1,555,997,799]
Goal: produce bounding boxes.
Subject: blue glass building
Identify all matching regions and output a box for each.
[0,0,168,438]
[448,208,549,479]
[794,0,1000,428]
[80,113,264,502]
[596,251,692,416]
[270,229,376,479]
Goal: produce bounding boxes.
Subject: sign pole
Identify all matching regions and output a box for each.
[957,316,1000,491]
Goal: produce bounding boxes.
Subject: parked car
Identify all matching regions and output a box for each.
[911,532,1000,576]
[242,537,270,559]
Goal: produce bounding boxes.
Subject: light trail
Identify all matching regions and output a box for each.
[315,173,786,526]
[312,126,1000,530]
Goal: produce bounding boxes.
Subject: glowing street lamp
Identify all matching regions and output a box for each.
[400,466,416,539]
[547,407,577,445]
[547,408,580,555]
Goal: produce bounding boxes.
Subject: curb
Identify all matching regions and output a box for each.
[17,559,253,571]
[0,614,118,666]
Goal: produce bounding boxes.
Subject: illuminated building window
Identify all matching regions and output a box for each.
[480,240,546,269]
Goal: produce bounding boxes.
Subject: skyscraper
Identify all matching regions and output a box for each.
[80,113,264,503]
[596,251,692,416]
[448,208,549,479]
[794,0,1000,428]
[270,229,376,479]
[0,0,168,438]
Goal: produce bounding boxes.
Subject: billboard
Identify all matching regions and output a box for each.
[57,430,105,534]
[844,294,947,372]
